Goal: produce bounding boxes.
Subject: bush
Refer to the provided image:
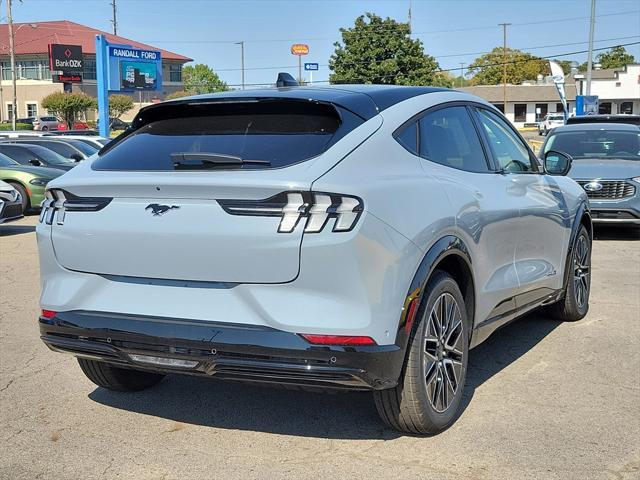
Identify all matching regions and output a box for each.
[41,92,96,128]
[0,122,34,131]
[165,90,190,100]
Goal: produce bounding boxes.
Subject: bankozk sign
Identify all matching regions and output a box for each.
[49,44,83,83]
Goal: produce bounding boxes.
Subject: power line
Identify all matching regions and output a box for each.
[212,41,640,88]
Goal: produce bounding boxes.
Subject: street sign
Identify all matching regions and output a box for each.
[290,44,309,56]
[107,46,162,92]
[49,44,83,83]
[304,63,319,71]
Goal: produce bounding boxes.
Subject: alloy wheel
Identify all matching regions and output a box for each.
[424,292,464,413]
[573,234,590,308]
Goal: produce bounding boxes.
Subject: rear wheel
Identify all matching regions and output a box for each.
[547,225,591,321]
[374,271,469,435]
[77,358,164,392]
[7,182,29,213]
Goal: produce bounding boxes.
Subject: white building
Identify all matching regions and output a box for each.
[573,64,640,115]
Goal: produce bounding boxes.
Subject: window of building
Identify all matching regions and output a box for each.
[535,103,548,122]
[556,103,565,113]
[26,103,38,118]
[83,58,97,81]
[6,103,14,120]
[169,64,182,82]
[492,103,505,113]
[514,104,527,122]
[417,106,490,173]
[599,102,612,114]
[620,102,634,114]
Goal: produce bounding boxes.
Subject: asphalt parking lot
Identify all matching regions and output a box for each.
[1,215,639,480]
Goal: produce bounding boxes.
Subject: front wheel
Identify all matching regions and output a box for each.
[374,271,469,435]
[77,358,165,392]
[546,225,591,321]
[7,182,29,213]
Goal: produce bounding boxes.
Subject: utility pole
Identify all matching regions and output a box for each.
[459,62,465,88]
[235,41,245,89]
[499,23,511,114]
[408,0,412,34]
[585,0,596,95]
[110,0,118,35]
[7,0,17,130]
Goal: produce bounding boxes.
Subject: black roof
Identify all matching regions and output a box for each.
[142,85,450,122]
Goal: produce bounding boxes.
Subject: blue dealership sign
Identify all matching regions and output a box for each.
[107,46,162,92]
[304,63,319,71]
[575,95,599,116]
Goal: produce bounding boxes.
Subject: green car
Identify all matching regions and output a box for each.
[0,153,64,212]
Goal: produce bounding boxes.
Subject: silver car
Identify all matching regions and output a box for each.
[36,85,591,434]
[541,123,640,226]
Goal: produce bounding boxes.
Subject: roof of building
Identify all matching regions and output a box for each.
[0,20,192,62]
[460,83,577,103]
[139,84,452,121]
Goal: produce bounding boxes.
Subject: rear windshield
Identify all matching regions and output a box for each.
[93,100,361,171]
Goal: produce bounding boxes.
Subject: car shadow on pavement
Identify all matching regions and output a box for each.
[89,312,560,439]
[0,225,35,236]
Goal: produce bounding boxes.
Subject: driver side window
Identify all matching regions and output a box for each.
[476,108,535,172]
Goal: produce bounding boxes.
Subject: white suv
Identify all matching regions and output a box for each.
[538,112,565,135]
[37,85,591,434]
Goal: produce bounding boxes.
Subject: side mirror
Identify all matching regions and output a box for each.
[29,158,42,166]
[543,150,572,176]
[70,153,83,162]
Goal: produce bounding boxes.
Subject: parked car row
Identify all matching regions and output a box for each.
[0,131,109,218]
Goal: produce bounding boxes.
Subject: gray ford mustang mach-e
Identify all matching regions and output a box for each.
[36,84,591,434]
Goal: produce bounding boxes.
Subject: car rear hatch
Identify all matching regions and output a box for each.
[46,96,373,284]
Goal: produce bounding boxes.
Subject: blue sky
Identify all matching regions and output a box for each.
[14,0,640,87]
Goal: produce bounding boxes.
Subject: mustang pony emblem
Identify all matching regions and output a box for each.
[145,204,180,216]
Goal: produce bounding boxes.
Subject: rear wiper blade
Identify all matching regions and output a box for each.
[171,152,270,167]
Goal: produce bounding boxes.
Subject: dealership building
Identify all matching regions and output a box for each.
[461,64,639,128]
[0,20,192,122]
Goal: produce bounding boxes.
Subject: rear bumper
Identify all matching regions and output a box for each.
[39,311,405,391]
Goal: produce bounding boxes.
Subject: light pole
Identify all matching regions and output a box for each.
[459,63,465,88]
[586,0,596,95]
[235,41,245,90]
[7,0,17,130]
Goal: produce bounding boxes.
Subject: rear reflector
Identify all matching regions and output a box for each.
[41,309,57,319]
[129,354,198,369]
[300,334,376,346]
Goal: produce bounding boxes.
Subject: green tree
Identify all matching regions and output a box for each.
[467,48,549,85]
[329,13,447,86]
[183,64,228,94]
[596,45,636,69]
[108,94,134,125]
[41,92,96,128]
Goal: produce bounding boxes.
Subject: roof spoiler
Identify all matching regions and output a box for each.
[276,72,299,88]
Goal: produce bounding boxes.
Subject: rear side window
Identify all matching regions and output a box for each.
[32,141,77,158]
[418,106,489,172]
[93,100,362,170]
[0,145,32,164]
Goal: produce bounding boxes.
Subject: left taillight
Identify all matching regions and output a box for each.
[40,188,112,225]
[218,191,364,234]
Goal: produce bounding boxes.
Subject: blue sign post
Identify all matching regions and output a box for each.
[95,35,110,138]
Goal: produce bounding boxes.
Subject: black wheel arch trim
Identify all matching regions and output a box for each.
[562,201,592,293]
[395,235,474,354]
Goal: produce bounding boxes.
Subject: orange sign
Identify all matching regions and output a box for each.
[290,44,309,56]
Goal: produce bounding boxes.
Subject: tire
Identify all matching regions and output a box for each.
[546,225,591,322]
[77,358,165,392]
[7,182,29,213]
[41,126,49,131]
[374,270,469,435]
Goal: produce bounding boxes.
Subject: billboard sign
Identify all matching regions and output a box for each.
[576,95,599,116]
[107,46,162,92]
[290,44,309,56]
[304,63,319,71]
[49,44,83,83]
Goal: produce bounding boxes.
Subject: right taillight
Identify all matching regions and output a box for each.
[219,191,364,234]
